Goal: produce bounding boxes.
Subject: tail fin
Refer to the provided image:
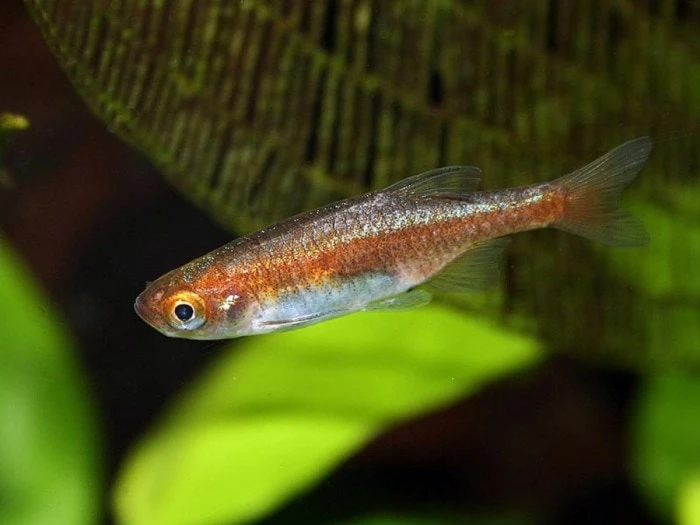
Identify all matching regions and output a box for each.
[552,137,653,247]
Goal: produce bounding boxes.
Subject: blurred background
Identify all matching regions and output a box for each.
[1,1,699,524]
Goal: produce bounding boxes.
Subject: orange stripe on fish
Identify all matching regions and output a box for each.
[135,137,652,339]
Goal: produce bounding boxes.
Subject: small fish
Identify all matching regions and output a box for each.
[135,137,652,339]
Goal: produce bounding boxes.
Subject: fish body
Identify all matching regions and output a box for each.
[135,137,652,339]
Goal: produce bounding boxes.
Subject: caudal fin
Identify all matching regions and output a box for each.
[552,137,653,247]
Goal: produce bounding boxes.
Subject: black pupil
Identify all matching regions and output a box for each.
[174,303,194,322]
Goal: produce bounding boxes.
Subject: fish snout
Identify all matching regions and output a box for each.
[134,295,144,319]
[134,292,151,322]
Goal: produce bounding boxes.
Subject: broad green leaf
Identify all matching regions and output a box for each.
[0,239,100,525]
[593,200,700,367]
[23,0,700,231]
[632,373,700,523]
[114,306,543,525]
[680,475,700,525]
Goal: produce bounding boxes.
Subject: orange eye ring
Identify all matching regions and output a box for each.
[166,291,207,331]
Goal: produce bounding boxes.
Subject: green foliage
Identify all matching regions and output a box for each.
[680,475,700,525]
[0,240,100,525]
[601,200,700,366]
[0,113,30,131]
[114,306,542,525]
[633,373,700,524]
[26,0,700,232]
[0,112,29,189]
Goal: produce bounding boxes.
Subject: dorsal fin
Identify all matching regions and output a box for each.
[385,166,482,198]
[427,237,511,293]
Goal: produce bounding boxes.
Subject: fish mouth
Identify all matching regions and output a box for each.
[134,293,152,325]
[134,293,167,335]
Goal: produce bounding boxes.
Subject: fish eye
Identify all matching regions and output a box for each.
[167,292,206,331]
[174,303,194,322]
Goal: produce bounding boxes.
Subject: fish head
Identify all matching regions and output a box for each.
[134,261,253,340]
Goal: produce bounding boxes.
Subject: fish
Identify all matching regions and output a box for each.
[134,137,652,340]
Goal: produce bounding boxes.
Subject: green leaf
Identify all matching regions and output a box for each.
[597,201,700,367]
[114,306,543,525]
[0,239,100,525]
[24,0,700,233]
[0,113,30,131]
[0,112,29,189]
[632,373,700,523]
[680,475,700,525]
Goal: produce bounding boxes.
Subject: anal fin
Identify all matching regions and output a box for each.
[427,237,510,293]
[363,289,432,312]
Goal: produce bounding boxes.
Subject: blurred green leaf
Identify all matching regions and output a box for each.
[601,201,700,367]
[633,373,700,523]
[0,113,30,131]
[0,112,29,189]
[614,202,700,299]
[114,306,542,525]
[0,240,100,525]
[680,475,700,525]
[23,1,700,232]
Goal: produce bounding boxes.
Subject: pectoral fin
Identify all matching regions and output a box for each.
[363,289,432,311]
[260,310,346,331]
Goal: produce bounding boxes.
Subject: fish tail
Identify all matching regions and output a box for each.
[551,137,653,247]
